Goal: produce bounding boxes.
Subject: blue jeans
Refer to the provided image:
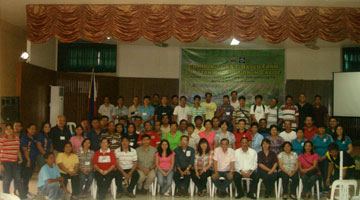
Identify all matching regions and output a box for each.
[2,162,22,194]
[156,169,173,194]
[38,182,65,200]
[212,171,233,193]
[78,170,94,194]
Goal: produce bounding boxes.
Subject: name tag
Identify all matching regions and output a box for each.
[112,139,117,144]
[343,141,345,144]
[98,155,110,163]
[162,112,166,115]
[301,142,304,146]
[186,151,191,157]
[323,139,327,142]
[240,114,245,117]
[130,142,134,146]
[60,136,65,140]
[226,112,230,116]
[142,112,147,116]
[85,161,90,166]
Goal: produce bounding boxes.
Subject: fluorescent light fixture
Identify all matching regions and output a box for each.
[20,52,29,60]
[230,38,240,45]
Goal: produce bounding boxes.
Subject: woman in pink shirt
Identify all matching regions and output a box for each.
[156,140,175,196]
[298,141,320,200]
[69,125,85,153]
[198,120,216,149]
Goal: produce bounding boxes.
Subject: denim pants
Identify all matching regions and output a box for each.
[20,160,35,199]
[156,169,174,194]
[212,171,233,193]
[38,182,65,200]
[78,170,94,194]
[2,162,22,194]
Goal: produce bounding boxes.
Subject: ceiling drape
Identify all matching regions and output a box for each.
[26,5,360,44]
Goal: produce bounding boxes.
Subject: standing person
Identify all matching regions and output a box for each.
[98,96,114,121]
[258,118,270,137]
[80,120,90,137]
[325,117,338,138]
[278,142,299,200]
[161,122,182,151]
[266,125,284,154]
[303,116,318,141]
[49,115,72,154]
[212,138,236,198]
[0,124,23,195]
[20,123,39,200]
[191,138,213,197]
[69,125,85,153]
[152,94,161,109]
[173,96,190,124]
[215,95,234,132]
[138,96,155,125]
[230,91,240,109]
[133,116,144,134]
[93,138,116,200]
[279,95,299,130]
[198,120,216,149]
[155,140,175,196]
[292,128,306,155]
[311,125,333,192]
[186,124,200,149]
[250,95,269,123]
[257,138,278,198]
[171,95,179,109]
[200,92,217,121]
[112,96,128,124]
[188,95,206,124]
[87,118,106,151]
[267,98,280,128]
[114,136,139,198]
[212,117,221,135]
[137,121,161,148]
[128,96,141,123]
[115,123,125,136]
[333,124,353,154]
[232,96,251,129]
[160,115,170,136]
[155,96,174,122]
[125,123,139,149]
[193,116,205,135]
[36,122,53,169]
[233,119,252,149]
[298,141,320,200]
[313,95,329,127]
[13,121,24,138]
[37,152,67,200]
[178,120,188,135]
[214,121,235,149]
[77,138,94,196]
[136,135,157,193]
[233,137,258,199]
[56,142,81,199]
[102,121,121,150]
[296,93,314,128]
[154,121,162,138]
[249,122,264,153]
[279,120,297,142]
[173,136,195,197]
[99,116,109,131]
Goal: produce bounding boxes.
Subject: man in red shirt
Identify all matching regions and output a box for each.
[137,121,160,148]
[303,116,318,141]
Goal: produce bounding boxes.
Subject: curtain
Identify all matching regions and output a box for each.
[57,43,116,72]
[343,47,360,72]
[26,5,360,44]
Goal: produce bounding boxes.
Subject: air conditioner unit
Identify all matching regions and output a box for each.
[0,96,19,124]
[49,86,64,127]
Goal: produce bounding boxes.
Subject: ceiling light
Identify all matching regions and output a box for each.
[20,52,29,60]
[107,36,111,40]
[230,38,240,45]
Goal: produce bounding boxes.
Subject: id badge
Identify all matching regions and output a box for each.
[130,142,134,146]
[142,112,147,116]
[112,139,117,144]
[226,112,230,116]
[85,161,90,166]
[60,136,65,140]
[98,156,110,163]
[186,151,191,157]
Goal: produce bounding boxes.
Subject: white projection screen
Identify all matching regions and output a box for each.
[333,72,360,117]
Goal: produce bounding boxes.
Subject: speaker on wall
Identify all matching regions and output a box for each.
[0,96,19,123]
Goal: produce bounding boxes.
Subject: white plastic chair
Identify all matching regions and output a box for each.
[277,178,300,200]
[330,179,358,200]
[298,178,320,200]
[190,176,212,196]
[67,122,76,134]
[154,177,176,196]
[211,177,233,197]
[256,178,278,199]
[0,193,21,200]
[111,178,137,198]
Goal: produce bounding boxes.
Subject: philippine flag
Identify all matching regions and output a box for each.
[88,68,98,122]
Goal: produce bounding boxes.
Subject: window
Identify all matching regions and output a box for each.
[343,47,360,72]
[57,42,117,72]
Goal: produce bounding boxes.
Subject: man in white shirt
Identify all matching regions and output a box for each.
[267,98,279,128]
[200,92,217,120]
[114,136,139,198]
[233,137,259,199]
[250,95,269,123]
[279,120,297,142]
[98,96,115,121]
[230,91,240,109]
[173,96,190,124]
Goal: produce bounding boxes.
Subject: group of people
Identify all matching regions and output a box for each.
[0,92,355,200]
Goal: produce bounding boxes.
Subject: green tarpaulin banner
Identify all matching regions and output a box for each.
[180,48,285,105]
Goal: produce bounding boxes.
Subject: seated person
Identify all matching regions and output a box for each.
[136,134,157,193]
[257,138,278,198]
[93,138,116,200]
[37,152,66,200]
[77,138,94,195]
[212,138,236,198]
[155,140,175,196]
[115,136,139,198]
[173,136,195,197]
[137,121,160,148]
[233,137,258,199]
[161,122,182,151]
[56,142,81,199]
[326,143,355,199]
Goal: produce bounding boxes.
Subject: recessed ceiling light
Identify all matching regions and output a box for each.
[230,38,240,45]
[107,36,111,40]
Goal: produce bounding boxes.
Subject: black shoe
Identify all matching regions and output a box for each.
[247,193,256,199]
[235,192,244,199]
